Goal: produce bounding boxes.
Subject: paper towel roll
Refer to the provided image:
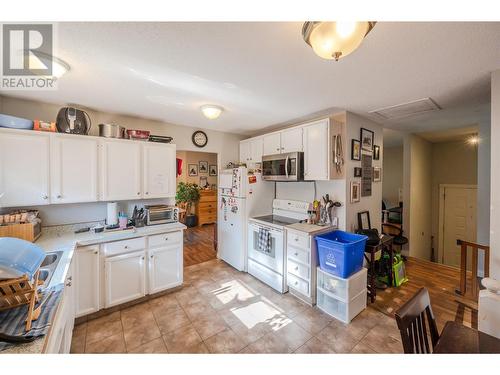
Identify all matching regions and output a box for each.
[107,202,118,226]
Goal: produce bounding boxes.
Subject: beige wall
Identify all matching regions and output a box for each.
[407,135,433,260]
[431,140,477,261]
[176,150,217,188]
[382,146,403,208]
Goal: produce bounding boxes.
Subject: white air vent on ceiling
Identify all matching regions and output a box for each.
[369,98,441,120]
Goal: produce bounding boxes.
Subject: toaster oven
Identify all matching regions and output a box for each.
[145,205,179,225]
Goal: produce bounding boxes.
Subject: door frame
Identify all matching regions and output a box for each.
[437,184,477,266]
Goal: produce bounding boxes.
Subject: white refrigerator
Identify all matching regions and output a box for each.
[217,167,275,271]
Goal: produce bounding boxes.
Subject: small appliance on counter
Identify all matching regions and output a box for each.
[145,205,179,225]
[56,107,91,135]
[98,123,125,138]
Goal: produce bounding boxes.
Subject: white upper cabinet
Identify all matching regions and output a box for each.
[50,134,98,204]
[100,139,142,201]
[250,138,263,163]
[143,143,176,198]
[0,129,50,207]
[240,140,251,163]
[303,119,329,181]
[263,133,282,155]
[281,127,303,153]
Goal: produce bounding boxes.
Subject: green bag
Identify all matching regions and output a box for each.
[392,255,408,287]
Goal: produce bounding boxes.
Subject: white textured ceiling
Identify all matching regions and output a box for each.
[1,22,499,135]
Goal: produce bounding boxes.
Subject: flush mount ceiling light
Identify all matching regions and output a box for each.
[200,104,223,120]
[302,21,376,61]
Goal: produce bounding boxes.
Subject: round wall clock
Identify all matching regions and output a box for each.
[192,130,208,148]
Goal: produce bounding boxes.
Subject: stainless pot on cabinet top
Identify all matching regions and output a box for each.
[98,123,125,138]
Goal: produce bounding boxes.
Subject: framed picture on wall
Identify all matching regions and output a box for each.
[351,139,361,161]
[354,167,362,177]
[350,181,361,203]
[188,164,198,176]
[199,176,208,188]
[373,145,380,160]
[209,164,217,176]
[199,161,208,174]
[373,167,382,182]
[360,128,374,152]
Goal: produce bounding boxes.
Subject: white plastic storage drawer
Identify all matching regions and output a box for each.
[102,237,146,257]
[317,267,367,302]
[287,273,310,297]
[149,231,182,248]
[287,246,310,265]
[287,232,309,249]
[317,287,367,324]
[287,258,310,280]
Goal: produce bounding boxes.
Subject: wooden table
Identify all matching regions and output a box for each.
[434,321,500,353]
[364,235,394,303]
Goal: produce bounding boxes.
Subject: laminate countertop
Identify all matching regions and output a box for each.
[1,222,187,354]
[285,222,337,235]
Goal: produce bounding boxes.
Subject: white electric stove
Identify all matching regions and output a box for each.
[247,199,310,293]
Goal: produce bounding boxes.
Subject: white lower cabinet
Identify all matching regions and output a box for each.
[45,257,76,353]
[75,246,100,317]
[104,250,146,308]
[148,244,183,293]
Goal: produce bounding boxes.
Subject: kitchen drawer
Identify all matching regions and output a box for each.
[287,258,310,280]
[102,237,146,256]
[317,267,367,302]
[199,202,217,209]
[199,207,216,215]
[149,230,182,248]
[199,213,217,222]
[287,245,310,265]
[287,273,310,297]
[287,232,309,249]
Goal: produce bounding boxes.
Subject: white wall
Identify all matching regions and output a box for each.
[382,146,403,208]
[344,112,384,233]
[176,150,218,188]
[407,134,433,260]
[477,119,491,275]
[0,95,243,226]
[490,70,500,279]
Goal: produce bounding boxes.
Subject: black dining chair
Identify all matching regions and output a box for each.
[395,287,440,353]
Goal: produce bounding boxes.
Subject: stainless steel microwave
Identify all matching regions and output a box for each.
[262,152,304,181]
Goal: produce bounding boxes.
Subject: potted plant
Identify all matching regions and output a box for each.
[176,182,201,227]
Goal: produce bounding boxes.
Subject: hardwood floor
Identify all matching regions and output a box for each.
[372,257,477,332]
[183,224,217,267]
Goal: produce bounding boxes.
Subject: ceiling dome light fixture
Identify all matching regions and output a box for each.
[302,21,376,61]
[200,104,223,120]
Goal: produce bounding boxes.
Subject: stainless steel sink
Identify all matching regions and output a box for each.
[39,251,63,287]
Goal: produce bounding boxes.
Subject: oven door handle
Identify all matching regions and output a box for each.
[285,155,289,179]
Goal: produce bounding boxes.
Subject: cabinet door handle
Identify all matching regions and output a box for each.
[93,251,98,255]
[124,245,129,249]
[42,195,48,200]
[165,237,169,241]
[294,237,299,241]
[145,192,149,195]
[66,281,72,287]
[150,255,154,258]
[295,266,299,271]
[137,192,140,195]
[294,252,298,256]
[141,256,145,260]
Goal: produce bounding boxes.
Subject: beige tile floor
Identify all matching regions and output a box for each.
[71,259,403,354]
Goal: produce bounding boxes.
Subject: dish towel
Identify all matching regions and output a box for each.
[258,227,272,253]
[0,284,63,351]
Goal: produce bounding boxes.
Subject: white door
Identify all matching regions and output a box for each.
[104,251,146,308]
[100,139,142,201]
[263,133,282,155]
[250,138,264,163]
[0,130,50,207]
[303,119,329,180]
[281,127,303,153]
[217,196,246,271]
[442,186,477,268]
[240,140,251,163]
[75,246,100,317]
[143,143,175,198]
[51,134,98,204]
[148,245,182,293]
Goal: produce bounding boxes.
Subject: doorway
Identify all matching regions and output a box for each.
[175,150,218,267]
[439,185,477,268]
